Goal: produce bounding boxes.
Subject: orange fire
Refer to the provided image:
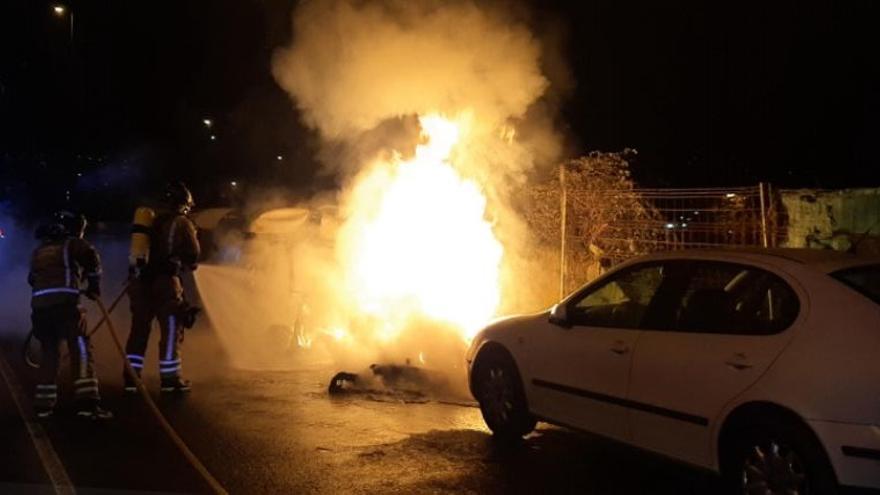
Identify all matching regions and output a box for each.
[336,114,503,343]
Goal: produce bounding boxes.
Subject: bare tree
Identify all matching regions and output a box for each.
[519,150,656,291]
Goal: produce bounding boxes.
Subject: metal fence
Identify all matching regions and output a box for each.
[560,183,779,294]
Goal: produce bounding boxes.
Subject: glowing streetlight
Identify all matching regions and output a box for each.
[230,181,238,187]
[202,118,212,127]
[210,134,217,141]
[51,5,73,43]
[276,155,283,161]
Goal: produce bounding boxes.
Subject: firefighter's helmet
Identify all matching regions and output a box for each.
[54,211,87,239]
[163,181,195,214]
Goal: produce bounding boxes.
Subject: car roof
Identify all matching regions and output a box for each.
[632,247,880,274]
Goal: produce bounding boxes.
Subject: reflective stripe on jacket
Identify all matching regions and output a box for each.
[29,237,101,307]
[146,212,200,276]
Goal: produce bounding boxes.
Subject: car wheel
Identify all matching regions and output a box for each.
[722,419,837,495]
[473,351,535,441]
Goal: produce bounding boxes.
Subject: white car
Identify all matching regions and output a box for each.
[467,248,880,494]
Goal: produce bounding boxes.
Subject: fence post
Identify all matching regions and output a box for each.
[559,164,567,299]
[758,182,769,248]
[766,183,776,247]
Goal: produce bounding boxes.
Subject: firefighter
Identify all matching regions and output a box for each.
[29,211,112,420]
[124,181,200,393]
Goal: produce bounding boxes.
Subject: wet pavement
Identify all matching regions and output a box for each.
[1,315,722,494]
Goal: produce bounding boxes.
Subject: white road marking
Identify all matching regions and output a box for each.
[0,353,76,495]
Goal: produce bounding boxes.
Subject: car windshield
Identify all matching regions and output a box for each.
[831,264,880,305]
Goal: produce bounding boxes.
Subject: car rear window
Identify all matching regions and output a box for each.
[832,264,880,305]
[671,261,800,335]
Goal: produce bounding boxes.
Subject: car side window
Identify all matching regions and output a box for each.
[568,264,666,329]
[673,261,799,335]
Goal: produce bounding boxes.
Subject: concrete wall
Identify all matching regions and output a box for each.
[780,188,880,254]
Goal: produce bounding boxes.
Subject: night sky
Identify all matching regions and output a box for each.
[1,0,878,220]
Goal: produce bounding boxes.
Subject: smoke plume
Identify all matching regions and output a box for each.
[272,0,549,141]
[271,0,566,308]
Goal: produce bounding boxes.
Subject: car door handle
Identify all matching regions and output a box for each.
[724,353,754,371]
[610,341,630,355]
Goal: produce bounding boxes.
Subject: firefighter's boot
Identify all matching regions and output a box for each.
[75,399,114,421]
[160,376,191,393]
[123,372,140,394]
[34,383,58,419]
[123,354,144,394]
[35,406,55,420]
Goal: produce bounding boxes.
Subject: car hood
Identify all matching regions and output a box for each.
[483,311,547,334]
[466,311,548,363]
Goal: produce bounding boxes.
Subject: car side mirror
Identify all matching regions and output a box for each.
[549,303,571,328]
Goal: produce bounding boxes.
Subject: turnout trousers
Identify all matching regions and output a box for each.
[124,274,186,379]
[32,303,100,410]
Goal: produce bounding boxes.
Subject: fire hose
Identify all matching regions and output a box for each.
[92,296,228,495]
[20,285,225,493]
[23,284,130,369]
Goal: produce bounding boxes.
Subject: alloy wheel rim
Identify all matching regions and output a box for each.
[741,440,808,495]
[481,366,514,425]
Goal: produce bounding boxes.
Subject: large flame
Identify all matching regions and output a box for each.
[338,114,503,342]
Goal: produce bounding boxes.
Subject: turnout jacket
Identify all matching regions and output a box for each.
[146,212,200,276]
[29,237,101,308]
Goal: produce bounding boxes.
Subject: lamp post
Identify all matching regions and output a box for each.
[52,4,79,164]
[52,4,73,43]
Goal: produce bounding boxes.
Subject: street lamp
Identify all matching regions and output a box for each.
[203,118,213,127]
[51,4,73,42]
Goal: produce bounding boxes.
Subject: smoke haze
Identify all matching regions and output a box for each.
[272,0,548,141]
[0,213,33,338]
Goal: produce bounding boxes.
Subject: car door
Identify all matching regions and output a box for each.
[627,260,803,467]
[526,262,667,443]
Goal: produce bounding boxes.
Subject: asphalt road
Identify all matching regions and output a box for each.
[1,309,723,494]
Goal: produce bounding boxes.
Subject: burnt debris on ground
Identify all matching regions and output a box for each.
[328,362,474,406]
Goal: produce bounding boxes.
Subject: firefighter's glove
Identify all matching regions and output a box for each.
[180,306,201,329]
[84,279,101,301]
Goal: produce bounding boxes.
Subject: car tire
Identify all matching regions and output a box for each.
[472,350,536,442]
[721,417,838,495]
